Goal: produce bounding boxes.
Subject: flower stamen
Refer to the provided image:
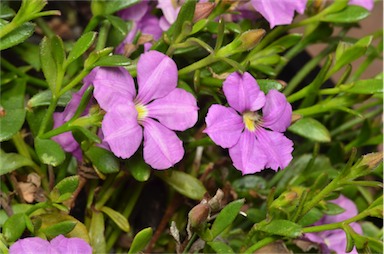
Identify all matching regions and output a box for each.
[135,103,148,123]
[242,111,261,132]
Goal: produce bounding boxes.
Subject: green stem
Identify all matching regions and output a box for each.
[178,54,216,76]
[0,20,17,39]
[243,236,276,254]
[37,96,59,137]
[59,69,90,96]
[94,171,126,210]
[182,233,198,254]
[35,18,55,38]
[96,20,110,51]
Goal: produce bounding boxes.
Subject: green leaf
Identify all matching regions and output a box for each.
[3,213,26,242]
[100,206,130,232]
[257,79,284,93]
[0,78,26,141]
[42,221,77,238]
[105,15,128,37]
[0,21,35,50]
[289,118,331,142]
[323,202,345,215]
[40,36,58,91]
[0,151,35,175]
[66,31,97,66]
[89,211,106,253]
[128,227,153,254]
[297,207,323,226]
[104,0,141,15]
[232,176,266,199]
[85,146,119,174]
[0,204,32,227]
[51,175,79,202]
[345,79,383,94]
[321,5,370,23]
[0,4,16,19]
[208,241,235,254]
[28,89,72,108]
[156,171,206,200]
[258,219,302,237]
[12,42,41,70]
[128,158,151,182]
[209,199,244,240]
[51,35,65,70]
[35,137,65,166]
[92,55,131,67]
[168,0,196,42]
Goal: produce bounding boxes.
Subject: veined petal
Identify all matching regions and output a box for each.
[223,72,265,113]
[255,128,293,171]
[90,67,136,111]
[147,88,198,131]
[142,118,184,170]
[50,235,92,254]
[262,89,292,132]
[229,130,267,175]
[102,102,142,159]
[136,51,178,104]
[10,237,56,254]
[204,104,244,149]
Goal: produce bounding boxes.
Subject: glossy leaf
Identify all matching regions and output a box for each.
[28,89,72,108]
[0,4,15,19]
[50,175,80,202]
[258,220,302,237]
[209,199,244,240]
[257,79,284,93]
[346,79,383,94]
[323,202,345,215]
[89,211,106,253]
[128,227,153,254]
[42,221,77,238]
[85,146,119,174]
[3,213,26,242]
[128,158,151,182]
[0,79,26,142]
[322,6,370,23]
[208,241,235,254]
[156,171,206,200]
[66,31,97,66]
[92,55,131,67]
[288,117,331,142]
[0,151,35,175]
[104,0,141,15]
[100,206,130,232]
[35,137,65,166]
[0,21,35,50]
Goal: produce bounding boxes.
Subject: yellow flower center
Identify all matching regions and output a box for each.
[242,111,261,132]
[135,103,148,123]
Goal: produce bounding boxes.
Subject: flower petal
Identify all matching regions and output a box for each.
[223,72,265,113]
[229,130,267,174]
[323,195,359,224]
[50,235,92,254]
[143,118,184,169]
[147,88,198,131]
[204,104,244,149]
[136,51,178,104]
[255,128,293,170]
[102,102,142,159]
[262,89,292,132]
[10,237,56,254]
[90,67,136,111]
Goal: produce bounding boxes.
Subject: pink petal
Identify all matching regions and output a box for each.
[136,51,178,104]
[223,72,265,113]
[229,130,267,174]
[118,1,149,21]
[255,128,293,170]
[204,104,244,149]
[102,102,143,159]
[50,235,92,254]
[349,0,374,10]
[147,88,198,131]
[142,118,184,170]
[10,237,56,254]
[323,195,359,224]
[90,67,136,111]
[262,90,292,132]
[157,0,180,24]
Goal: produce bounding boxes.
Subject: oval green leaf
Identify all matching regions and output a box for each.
[35,138,65,166]
[66,31,97,66]
[288,117,331,142]
[28,89,72,108]
[321,5,370,23]
[3,213,26,242]
[100,206,130,232]
[89,211,106,253]
[0,151,35,175]
[42,220,77,238]
[156,171,206,200]
[258,219,302,237]
[92,55,131,67]
[40,36,58,91]
[0,21,35,50]
[128,227,153,254]
[85,146,119,174]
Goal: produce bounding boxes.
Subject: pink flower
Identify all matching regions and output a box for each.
[10,235,92,254]
[204,72,293,174]
[305,195,363,254]
[349,0,374,11]
[250,0,308,28]
[88,50,198,170]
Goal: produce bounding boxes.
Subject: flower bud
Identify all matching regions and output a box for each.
[239,29,266,51]
[188,203,210,229]
[194,3,215,22]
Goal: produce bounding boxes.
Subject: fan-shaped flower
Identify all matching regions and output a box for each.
[204,72,293,174]
[88,50,198,170]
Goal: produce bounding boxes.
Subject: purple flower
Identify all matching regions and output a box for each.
[116,1,162,54]
[204,72,293,174]
[88,50,198,170]
[10,235,92,254]
[305,195,363,254]
[250,0,308,28]
[349,0,374,11]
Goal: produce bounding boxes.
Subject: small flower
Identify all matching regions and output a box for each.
[305,195,363,254]
[349,0,374,11]
[88,50,198,169]
[204,72,293,174]
[250,0,308,28]
[10,235,92,254]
